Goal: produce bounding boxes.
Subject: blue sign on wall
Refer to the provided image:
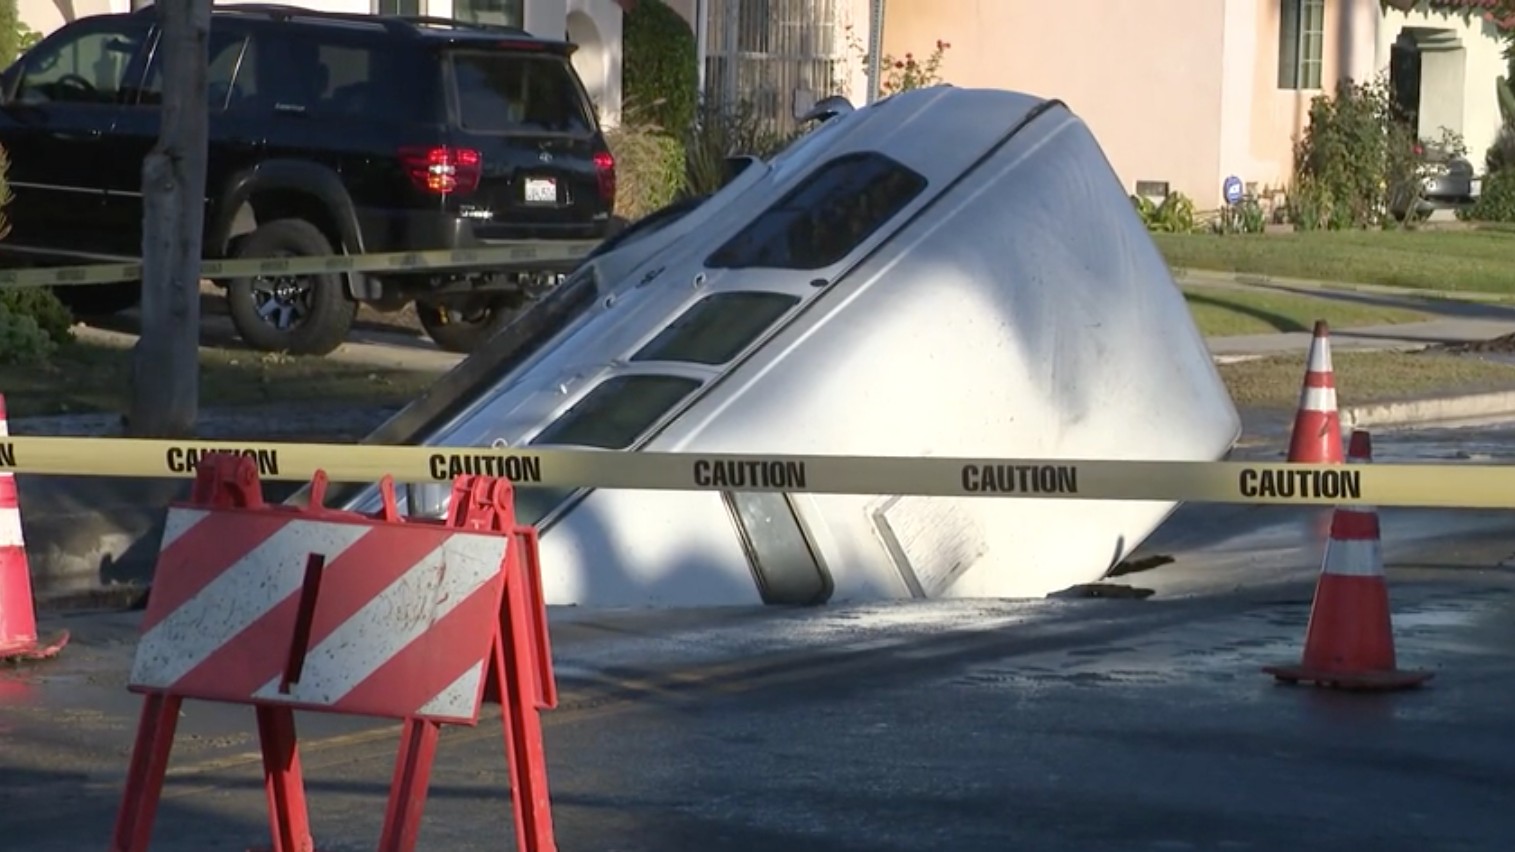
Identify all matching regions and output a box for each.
[1223,175,1244,205]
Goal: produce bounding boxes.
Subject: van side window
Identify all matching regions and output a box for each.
[631,292,799,366]
[514,374,701,525]
[704,152,927,270]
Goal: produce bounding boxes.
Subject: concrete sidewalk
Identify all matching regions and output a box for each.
[1183,272,1515,361]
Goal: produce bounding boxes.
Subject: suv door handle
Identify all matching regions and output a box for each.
[54,129,100,141]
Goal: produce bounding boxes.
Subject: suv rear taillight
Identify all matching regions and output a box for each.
[593,149,616,207]
[399,146,482,195]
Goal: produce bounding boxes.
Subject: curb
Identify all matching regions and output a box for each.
[1341,390,1515,430]
[1174,268,1515,306]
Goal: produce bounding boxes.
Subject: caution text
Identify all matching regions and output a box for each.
[961,464,1079,495]
[165,446,280,476]
[692,458,807,490]
[428,452,544,483]
[1237,467,1361,501]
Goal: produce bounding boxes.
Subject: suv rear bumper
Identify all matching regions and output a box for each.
[359,209,611,268]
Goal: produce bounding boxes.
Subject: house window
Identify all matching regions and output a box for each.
[374,0,421,14]
[1279,0,1325,90]
[453,0,524,29]
[705,151,928,270]
[703,0,847,134]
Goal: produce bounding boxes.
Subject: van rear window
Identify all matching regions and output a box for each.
[448,50,594,134]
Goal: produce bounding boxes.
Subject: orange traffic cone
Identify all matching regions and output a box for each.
[1286,320,1344,464]
[0,394,68,663]
[1263,430,1431,690]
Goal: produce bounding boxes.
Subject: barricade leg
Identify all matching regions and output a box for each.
[377,718,443,852]
[499,566,556,852]
[110,693,183,852]
[254,706,315,852]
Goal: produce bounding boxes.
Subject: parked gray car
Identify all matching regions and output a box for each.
[1392,140,1476,219]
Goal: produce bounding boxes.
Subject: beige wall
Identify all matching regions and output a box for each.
[1243,0,1380,198]
[20,0,122,39]
[883,0,1228,206]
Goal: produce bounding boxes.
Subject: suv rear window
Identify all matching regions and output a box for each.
[448,50,594,135]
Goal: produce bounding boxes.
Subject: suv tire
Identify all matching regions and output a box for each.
[225,219,356,356]
[416,297,524,354]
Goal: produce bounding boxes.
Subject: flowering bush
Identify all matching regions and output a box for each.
[844,27,952,95]
[879,39,951,94]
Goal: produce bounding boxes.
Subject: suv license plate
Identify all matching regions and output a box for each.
[524,177,557,203]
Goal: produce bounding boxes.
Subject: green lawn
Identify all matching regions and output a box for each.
[1183,286,1430,336]
[1155,228,1515,295]
[1219,350,1515,409]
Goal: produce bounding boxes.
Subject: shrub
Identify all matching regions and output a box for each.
[621,0,698,137]
[682,97,798,198]
[0,123,75,351]
[842,28,952,95]
[1469,166,1515,222]
[1131,191,1196,233]
[0,0,40,68]
[1286,75,1437,231]
[1487,122,1515,175]
[1,288,73,344]
[605,124,687,221]
[0,300,56,365]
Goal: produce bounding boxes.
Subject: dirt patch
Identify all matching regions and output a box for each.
[1431,333,1515,355]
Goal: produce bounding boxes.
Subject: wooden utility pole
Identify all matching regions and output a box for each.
[128,0,210,438]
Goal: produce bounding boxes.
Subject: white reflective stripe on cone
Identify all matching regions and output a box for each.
[1322,537,1384,577]
[1308,341,1334,373]
[1300,385,1338,412]
[0,507,24,549]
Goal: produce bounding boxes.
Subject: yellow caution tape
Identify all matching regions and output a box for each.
[0,241,600,289]
[0,435,1510,509]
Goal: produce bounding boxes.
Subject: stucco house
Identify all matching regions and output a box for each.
[881,0,1512,209]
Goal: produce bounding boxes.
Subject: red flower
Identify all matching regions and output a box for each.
[894,60,904,68]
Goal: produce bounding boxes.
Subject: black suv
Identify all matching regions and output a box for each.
[0,4,616,354]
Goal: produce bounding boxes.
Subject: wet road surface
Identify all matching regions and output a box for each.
[4,424,1515,850]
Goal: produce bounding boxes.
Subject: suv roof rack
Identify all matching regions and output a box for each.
[157,4,537,40]
[392,14,531,37]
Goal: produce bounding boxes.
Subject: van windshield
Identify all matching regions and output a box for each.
[447,50,594,135]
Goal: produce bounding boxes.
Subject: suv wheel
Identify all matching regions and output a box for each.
[416,297,524,354]
[225,219,356,356]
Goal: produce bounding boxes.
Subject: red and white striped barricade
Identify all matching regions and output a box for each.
[110,452,560,852]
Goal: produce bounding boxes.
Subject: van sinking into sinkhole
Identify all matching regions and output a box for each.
[320,85,1242,607]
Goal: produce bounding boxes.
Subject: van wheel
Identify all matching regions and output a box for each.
[416,297,524,354]
[225,219,355,356]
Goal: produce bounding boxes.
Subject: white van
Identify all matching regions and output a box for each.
[334,85,1242,607]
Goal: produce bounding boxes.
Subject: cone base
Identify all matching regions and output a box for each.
[1261,662,1432,691]
[0,629,69,663]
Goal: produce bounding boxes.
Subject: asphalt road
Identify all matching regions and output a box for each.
[5,426,1515,851]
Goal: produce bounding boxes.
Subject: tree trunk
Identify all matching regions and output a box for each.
[128,0,210,438]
